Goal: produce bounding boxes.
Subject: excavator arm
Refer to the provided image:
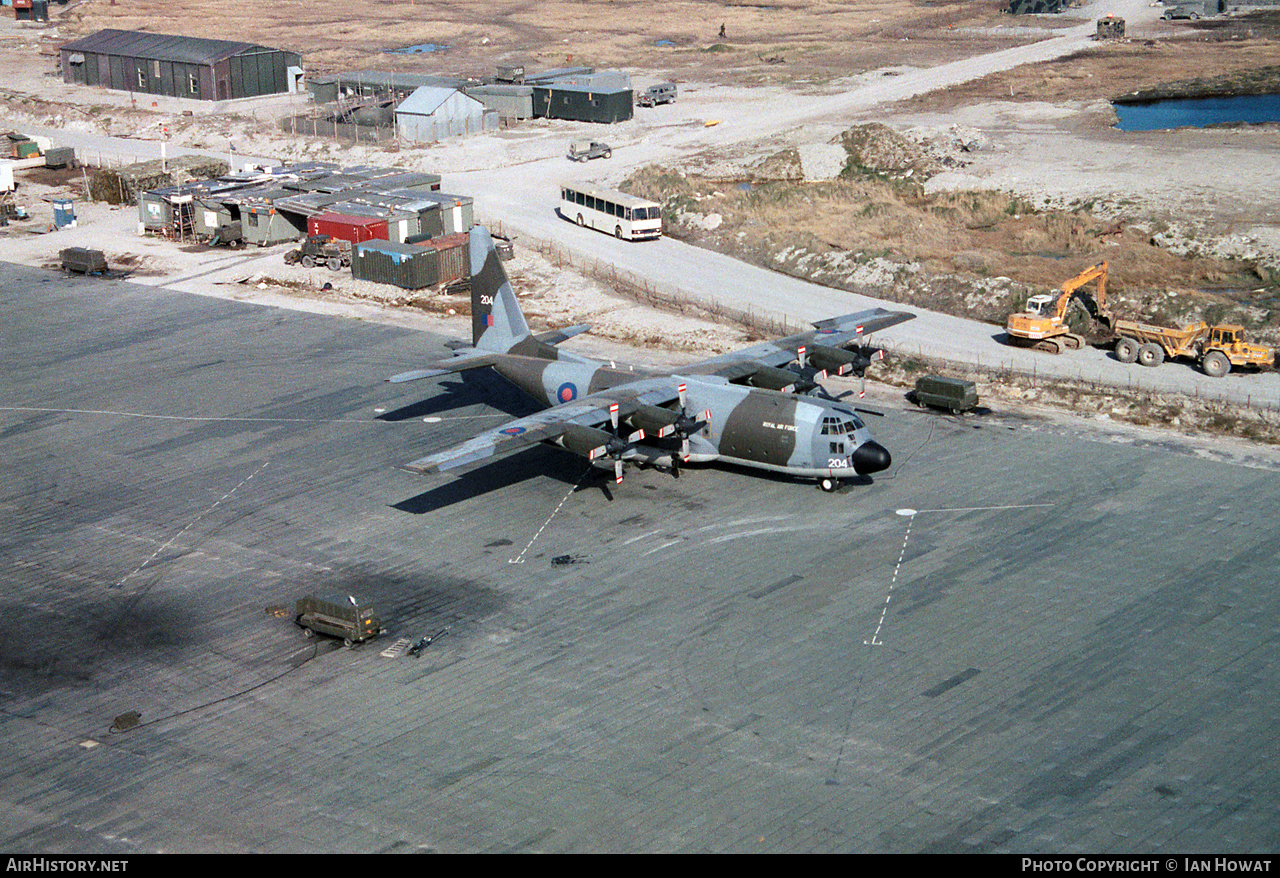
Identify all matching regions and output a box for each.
[1053,261,1108,321]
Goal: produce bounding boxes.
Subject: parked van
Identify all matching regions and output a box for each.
[637,83,677,107]
[295,594,384,647]
[912,375,979,414]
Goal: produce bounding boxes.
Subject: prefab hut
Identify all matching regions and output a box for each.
[60,29,303,101]
[394,86,497,142]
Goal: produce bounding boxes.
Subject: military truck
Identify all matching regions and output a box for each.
[567,141,612,162]
[295,594,384,647]
[912,375,979,414]
[283,234,351,271]
[1112,319,1275,377]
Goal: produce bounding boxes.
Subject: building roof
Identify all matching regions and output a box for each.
[317,71,472,90]
[395,86,483,117]
[60,29,284,64]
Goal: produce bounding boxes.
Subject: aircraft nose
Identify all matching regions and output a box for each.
[851,440,891,475]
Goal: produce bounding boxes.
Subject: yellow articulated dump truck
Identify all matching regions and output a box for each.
[1112,320,1276,378]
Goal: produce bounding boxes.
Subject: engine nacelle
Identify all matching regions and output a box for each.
[628,403,680,438]
[742,364,801,392]
[557,424,616,459]
[808,344,874,376]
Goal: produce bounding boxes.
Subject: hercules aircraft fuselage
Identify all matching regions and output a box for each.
[389,227,911,491]
[486,353,890,482]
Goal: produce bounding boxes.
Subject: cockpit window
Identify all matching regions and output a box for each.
[821,414,863,435]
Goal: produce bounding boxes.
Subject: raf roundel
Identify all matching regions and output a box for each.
[500,426,527,436]
[557,382,578,403]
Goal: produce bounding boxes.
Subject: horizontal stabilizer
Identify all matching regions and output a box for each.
[534,324,591,346]
[387,351,497,383]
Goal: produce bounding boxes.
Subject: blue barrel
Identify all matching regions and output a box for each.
[52,198,76,229]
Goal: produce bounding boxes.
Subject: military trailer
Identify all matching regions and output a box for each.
[208,220,243,248]
[60,247,108,275]
[912,375,979,414]
[295,594,384,647]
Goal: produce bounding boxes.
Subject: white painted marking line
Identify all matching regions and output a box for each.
[866,514,913,647]
[0,406,368,424]
[423,417,442,423]
[113,461,269,589]
[910,503,1055,515]
[867,503,1055,646]
[0,406,506,424]
[509,468,592,564]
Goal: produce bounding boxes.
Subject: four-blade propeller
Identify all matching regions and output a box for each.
[589,403,646,484]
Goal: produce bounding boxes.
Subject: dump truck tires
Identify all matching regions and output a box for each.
[327,256,343,272]
[1115,337,1139,363]
[301,254,316,268]
[1137,343,1165,367]
[1201,350,1231,378]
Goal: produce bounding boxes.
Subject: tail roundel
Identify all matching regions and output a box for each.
[470,227,530,350]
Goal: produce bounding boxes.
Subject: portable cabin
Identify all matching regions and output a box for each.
[326,200,419,243]
[413,192,474,235]
[466,84,534,120]
[533,79,633,123]
[243,200,307,246]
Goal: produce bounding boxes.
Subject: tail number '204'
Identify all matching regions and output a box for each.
[479,295,494,305]
[827,458,850,468]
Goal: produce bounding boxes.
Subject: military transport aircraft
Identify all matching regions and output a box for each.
[388,227,915,492]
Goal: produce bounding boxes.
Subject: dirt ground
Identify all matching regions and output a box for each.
[60,0,1043,86]
[621,121,1280,346]
[905,12,1280,108]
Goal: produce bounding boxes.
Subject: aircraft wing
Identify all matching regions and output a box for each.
[403,379,679,475]
[387,350,499,383]
[686,307,915,376]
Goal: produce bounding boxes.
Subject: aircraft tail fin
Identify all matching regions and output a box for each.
[470,226,530,351]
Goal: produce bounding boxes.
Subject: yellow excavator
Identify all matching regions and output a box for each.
[1005,261,1115,354]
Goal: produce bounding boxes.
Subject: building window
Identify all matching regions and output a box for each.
[188,72,198,95]
[137,69,146,88]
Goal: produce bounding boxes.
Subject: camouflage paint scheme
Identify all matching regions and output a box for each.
[389,227,913,489]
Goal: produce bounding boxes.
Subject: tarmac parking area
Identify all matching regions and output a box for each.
[1,263,1276,853]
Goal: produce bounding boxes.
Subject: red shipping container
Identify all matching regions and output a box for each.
[308,212,389,244]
